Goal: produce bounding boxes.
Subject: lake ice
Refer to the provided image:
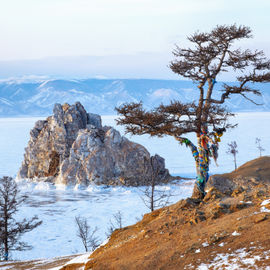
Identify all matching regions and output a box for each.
[0,113,269,260]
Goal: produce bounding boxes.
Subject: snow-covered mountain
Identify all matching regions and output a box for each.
[0,78,269,116]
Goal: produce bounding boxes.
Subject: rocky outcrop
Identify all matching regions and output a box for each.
[18,102,171,186]
[206,156,270,194]
[191,156,270,199]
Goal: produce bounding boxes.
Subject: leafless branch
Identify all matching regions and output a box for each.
[75,216,100,252]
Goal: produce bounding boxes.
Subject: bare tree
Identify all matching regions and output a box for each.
[106,211,124,237]
[116,24,270,199]
[255,137,265,157]
[141,156,171,212]
[0,176,42,261]
[75,216,100,252]
[226,141,238,170]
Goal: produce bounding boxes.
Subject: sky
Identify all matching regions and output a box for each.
[0,0,269,80]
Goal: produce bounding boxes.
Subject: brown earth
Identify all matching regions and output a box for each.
[2,157,270,270]
[215,156,270,181]
[0,254,79,270]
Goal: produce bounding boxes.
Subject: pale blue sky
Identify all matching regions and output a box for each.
[0,0,269,79]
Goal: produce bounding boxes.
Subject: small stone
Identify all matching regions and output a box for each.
[237,226,244,231]
[185,243,200,254]
[253,213,267,223]
[208,234,225,244]
[256,190,266,198]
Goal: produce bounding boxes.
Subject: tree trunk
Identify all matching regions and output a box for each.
[4,207,9,261]
[234,154,237,170]
[151,182,154,212]
[179,135,211,200]
[192,136,210,199]
[192,163,209,199]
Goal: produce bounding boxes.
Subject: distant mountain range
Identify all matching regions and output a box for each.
[0,78,269,116]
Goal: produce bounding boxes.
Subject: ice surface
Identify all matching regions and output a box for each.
[6,180,194,260]
[0,112,269,178]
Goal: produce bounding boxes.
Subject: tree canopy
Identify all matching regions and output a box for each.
[116,24,270,197]
[116,25,270,141]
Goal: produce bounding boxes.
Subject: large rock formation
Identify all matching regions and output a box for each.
[18,102,171,186]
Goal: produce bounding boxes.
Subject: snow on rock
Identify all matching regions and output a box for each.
[260,196,270,214]
[261,206,270,213]
[17,102,172,186]
[232,231,240,236]
[261,199,270,206]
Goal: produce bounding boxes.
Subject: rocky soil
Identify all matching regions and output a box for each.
[3,156,270,270]
[17,102,171,186]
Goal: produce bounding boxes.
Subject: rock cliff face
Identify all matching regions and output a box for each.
[18,102,171,186]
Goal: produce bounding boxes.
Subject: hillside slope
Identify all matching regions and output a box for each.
[67,156,270,270]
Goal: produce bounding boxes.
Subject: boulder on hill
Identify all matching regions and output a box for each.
[17,102,172,186]
[206,156,270,194]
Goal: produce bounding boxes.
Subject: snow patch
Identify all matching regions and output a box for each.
[34,182,51,191]
[55,184,66,190]
[151,88,179,98]
[0,98,14,106]
[261,206,270,213]
[99,238,110,247]
[64,253,92,266]
[197,248,264,270]
[261,199,270,206]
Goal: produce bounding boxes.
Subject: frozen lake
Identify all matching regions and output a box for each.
[0,113,269,178]
[9,180,194,260]
[0,112,269,260]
